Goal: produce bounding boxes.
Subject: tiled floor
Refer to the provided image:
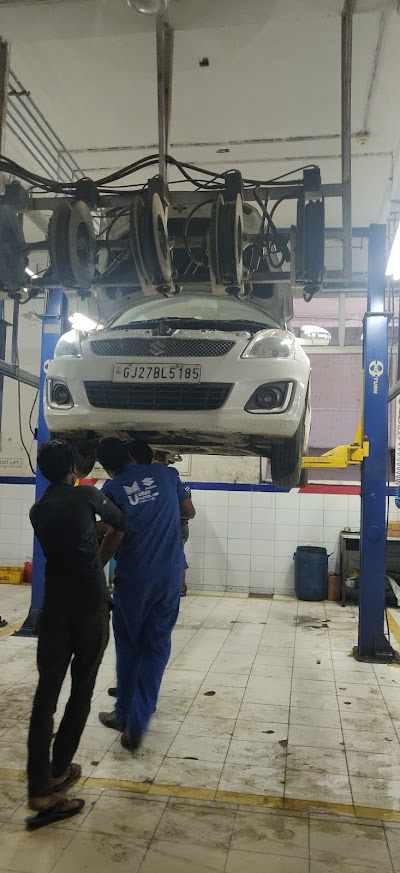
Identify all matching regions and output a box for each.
[2,585,400,871]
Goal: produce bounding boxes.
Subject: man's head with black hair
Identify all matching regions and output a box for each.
[128,439,153,465]
[97,438,130,478]
[37,440,76,485]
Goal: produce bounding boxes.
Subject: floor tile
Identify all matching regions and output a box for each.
[290,692,339,711]
[287,745,348,774]
[347,749,400,779]
[238,703,289,723]
[351,775,400,810]
[79,794,165,843]
[166,734,230,763]
[51,831,145,873]
[340,711,394,733]
[226,850,309,873]
[91,749,164,783]
[384,826,400,872]
[139,841,228,873]
[310,863,385,873]
[153,800,236,849]
[285,770,353,805]
[232,719,288,744]
[156,696,193,716]
[288,725,344,750]
[0,743,27,770]
[156,757,223,790]
[292,678,336,695]
[289,707,341,728]
[309,819,392,869]
[199,672,248,689]
[231,809,309,857]
[343,729,398,752]
[188,693,243,720]
[178,715,236,739]
[219,762,285,797]
[0,821,73,873]
[0,780,27,821]
[226,738,286,766]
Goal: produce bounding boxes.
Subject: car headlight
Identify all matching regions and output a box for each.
[242,329,296,359]
[54,330,82,358]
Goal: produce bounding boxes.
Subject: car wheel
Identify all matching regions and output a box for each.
[270,413,306,489]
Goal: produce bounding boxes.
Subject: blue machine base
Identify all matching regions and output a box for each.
[14,607,41,637]
[353,639,400,664]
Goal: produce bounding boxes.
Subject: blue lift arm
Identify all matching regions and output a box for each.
[355,224,398,662]
[16,288,68,637]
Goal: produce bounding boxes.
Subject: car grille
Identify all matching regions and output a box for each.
[84,381,233,411]
[90,338,235,357]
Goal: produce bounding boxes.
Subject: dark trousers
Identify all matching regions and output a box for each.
[27,608,109,798]
[113,572,181,739]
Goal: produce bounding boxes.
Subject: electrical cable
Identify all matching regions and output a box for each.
[15,345,36,474]
[28,387,39,436]
[183,199,214,267]
[0,152,317,195]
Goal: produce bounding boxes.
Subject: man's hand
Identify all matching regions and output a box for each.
[100,529,124,566]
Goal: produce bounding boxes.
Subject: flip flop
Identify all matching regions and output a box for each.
[26,798,85,831]
[53,762,82,793]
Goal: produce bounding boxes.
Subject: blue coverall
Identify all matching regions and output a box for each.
[102,462,189,740]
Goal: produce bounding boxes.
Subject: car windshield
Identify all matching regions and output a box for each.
[105,295,281,331]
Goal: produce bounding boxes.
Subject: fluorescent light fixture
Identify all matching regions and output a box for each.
[25,267,38,279]
[68,313,98,332]
[386,223,400,280]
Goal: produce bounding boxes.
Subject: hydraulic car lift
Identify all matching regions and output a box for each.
[15,226,399,664]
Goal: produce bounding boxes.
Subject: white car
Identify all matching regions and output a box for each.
[45,294,311,487]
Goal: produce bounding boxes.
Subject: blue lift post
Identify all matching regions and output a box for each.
[16,288,68,637]
[355,223,398,662]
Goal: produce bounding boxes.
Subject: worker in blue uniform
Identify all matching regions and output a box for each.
[96,438,195,750]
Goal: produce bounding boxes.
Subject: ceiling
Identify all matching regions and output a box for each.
[1,0,400,274]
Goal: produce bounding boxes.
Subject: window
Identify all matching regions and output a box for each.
[292,297,338,346]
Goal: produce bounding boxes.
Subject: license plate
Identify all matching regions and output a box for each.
[113,363,202,383]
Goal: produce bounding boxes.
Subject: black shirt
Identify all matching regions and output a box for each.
[30,483,124,613]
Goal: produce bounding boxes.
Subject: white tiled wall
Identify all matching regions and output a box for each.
[0,483,35,567]
[185,488,394,596]
[0,482,398,598]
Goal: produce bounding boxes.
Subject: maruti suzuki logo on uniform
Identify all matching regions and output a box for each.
[149,341,167,356]
[368,360,384,394]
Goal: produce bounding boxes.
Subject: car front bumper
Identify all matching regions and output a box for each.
[45,350,309,444]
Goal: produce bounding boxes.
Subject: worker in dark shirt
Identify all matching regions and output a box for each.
[96,438,195,750]
[26,440,124,831]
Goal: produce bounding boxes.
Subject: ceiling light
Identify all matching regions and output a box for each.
[386,223,400,281]
[25,266,38,279]
[68,313,98,332]
[127,0,169,13]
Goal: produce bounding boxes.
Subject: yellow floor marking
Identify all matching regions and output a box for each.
[386,612,400,654]
[216,791,283,809]
[4,766,400,822]
[285,798,355,817]
[0,621,23,638]
[149,783,216,801]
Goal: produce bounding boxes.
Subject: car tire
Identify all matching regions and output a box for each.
[270,412,306,490]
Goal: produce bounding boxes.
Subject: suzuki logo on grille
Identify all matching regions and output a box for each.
[149,341,167,356]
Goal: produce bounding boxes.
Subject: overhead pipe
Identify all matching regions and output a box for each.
[341,0,354,281]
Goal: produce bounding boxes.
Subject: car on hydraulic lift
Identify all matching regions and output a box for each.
[44,291,311,488]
